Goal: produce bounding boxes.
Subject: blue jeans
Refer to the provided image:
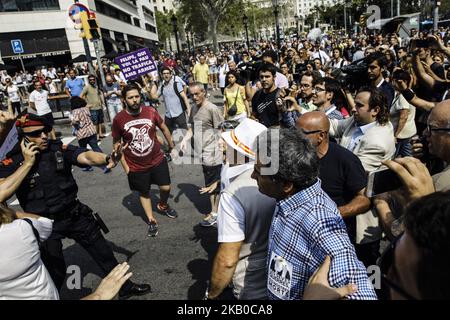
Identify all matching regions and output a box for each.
[395,137,413,158]
[79,134,106,170]
[106,100,123,122]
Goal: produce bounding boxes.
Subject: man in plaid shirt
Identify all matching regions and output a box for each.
[251,128,377,300]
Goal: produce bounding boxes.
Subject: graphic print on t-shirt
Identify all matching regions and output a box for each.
[267,251,293,299]
[124,119,155,157]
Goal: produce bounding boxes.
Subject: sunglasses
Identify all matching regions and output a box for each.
[24,126,52,138]
[301,128,325,135]
[426,124,450,133]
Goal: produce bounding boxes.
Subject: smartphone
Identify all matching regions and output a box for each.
[366,167,403,198]
[24,137,31,146]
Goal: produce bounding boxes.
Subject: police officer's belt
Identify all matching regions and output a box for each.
[48,199,81,221]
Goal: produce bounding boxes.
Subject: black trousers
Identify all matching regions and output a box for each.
[40,202,132,291]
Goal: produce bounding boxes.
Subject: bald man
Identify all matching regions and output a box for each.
[427,100,450,191]
[296,112,371,243]
[374,100,450,241]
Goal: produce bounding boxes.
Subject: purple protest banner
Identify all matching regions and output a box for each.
[114,48,157,81]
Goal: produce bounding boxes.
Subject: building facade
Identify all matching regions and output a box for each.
[0,0,159,67]
[151,0,175,14]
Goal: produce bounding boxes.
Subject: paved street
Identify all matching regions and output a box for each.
[8,91,226,300]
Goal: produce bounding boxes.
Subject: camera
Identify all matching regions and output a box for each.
[237,60,262,84]
[331,58,369,91]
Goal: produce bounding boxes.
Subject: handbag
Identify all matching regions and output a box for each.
[227,88,240,117]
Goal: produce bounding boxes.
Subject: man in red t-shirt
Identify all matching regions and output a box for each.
[112,84,177,237]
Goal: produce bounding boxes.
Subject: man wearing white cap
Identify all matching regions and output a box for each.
[205,119,277,300]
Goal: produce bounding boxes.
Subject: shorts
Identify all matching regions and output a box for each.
[209,66,218,74]
[128,158,171,194]
[165,113,188,133]
[202,164,222,194]
[90,109,104,125]
[41,112,55,126]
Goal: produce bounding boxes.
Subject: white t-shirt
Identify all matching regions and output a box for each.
[0,217,59,300]
[390,92,417,139]
[218,64,229,88]
[217,163,255,243]
[7,85,20,103]
[29,90,52,116]
[275,72,289,89]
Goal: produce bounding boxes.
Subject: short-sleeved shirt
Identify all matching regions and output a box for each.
[72,107,97,140]
[158,77,185,118]
[188,102,224,166]
[65,78,85,97]
[7,85,20,103]
[81,85,102,111]
[112,106,164,172]
[390,93,417,139]
[103,83,121,103]
[193,63,210,84]
[320,142,367,207]
[251,89,280,128]
[29,89,52,116]
[0,217,58,300]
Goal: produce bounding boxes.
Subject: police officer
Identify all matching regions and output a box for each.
[0,113,151,299]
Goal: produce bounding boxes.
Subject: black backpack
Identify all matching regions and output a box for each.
[161,76,188,112]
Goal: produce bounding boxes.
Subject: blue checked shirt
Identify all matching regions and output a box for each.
[266,180,377,300]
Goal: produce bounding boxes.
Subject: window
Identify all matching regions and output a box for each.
[133,17,141,27]
[0,0,60,12]
[145,23,157,34]
[143,6,154,17]
[95,0,132,24]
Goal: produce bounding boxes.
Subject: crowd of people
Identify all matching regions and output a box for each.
[0,25,450,301]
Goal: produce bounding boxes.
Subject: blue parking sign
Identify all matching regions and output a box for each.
[11,40,24,54]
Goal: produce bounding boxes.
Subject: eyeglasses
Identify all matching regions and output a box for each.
[301,128,326,135]
[426,124,450,133]
[24,126,52,138]
[377,234,418,300]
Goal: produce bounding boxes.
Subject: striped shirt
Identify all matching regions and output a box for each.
[267,180,377,300]
[71,107,97,141]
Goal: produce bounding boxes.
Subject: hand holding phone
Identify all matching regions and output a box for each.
[20,138,40,166]
[366,167,403,198]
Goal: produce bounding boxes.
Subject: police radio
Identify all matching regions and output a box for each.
[55,151,65,171]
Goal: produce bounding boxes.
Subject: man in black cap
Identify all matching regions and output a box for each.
[0,113,151,299]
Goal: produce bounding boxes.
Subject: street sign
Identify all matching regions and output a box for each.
[11,40,24,54]
[68,2,90,28]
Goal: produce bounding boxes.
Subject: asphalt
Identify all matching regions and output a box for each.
[8,90,226,300]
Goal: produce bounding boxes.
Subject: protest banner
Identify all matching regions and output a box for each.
[114,48,157,81]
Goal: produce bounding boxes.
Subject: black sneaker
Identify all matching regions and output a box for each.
[147,222,158,237]
[157,203,178,219]
[165,152,172,162]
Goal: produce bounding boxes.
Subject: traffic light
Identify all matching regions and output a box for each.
[359,14,367,28]
[80,11,101,40]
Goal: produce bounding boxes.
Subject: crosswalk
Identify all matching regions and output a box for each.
[7,132,111,207]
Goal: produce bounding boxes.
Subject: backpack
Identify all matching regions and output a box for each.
[162,76,188,112]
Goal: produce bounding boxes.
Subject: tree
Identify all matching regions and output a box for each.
[177,0,237,51]
[155,10,173,48]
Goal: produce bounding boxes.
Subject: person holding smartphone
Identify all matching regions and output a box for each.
[0,113,151,300]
